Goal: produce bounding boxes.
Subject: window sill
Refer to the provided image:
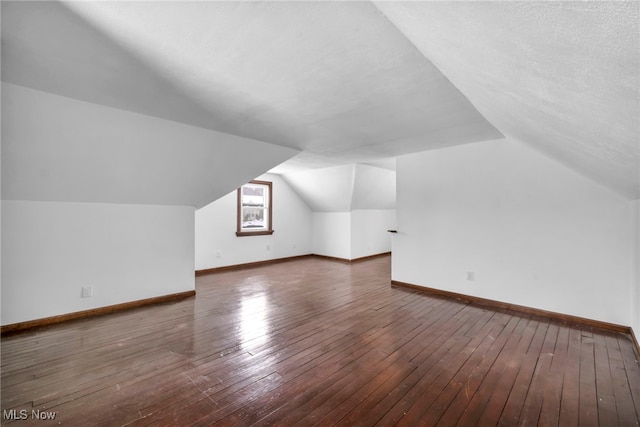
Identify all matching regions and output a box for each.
[236,230,275,237]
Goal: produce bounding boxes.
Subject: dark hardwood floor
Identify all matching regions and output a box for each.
[2,256,639,426]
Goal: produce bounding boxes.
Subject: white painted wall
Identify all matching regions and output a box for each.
[196,175,395,267]
[631,199,640,335]
[311,212,351,260]
[311,210,396,261]
[195,173,312,270]
[1,201,195,325]
[350,210,395,260]
[394,139,633,326]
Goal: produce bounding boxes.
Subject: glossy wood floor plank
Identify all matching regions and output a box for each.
[2,256,639,426]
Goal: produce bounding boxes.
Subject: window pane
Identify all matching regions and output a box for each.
[242,186,265,207]
[242,207,266,229]
[237,180,272,236]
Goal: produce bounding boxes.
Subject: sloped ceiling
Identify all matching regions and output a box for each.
[351,164,396,211]
[61,0,503,160]
[1,1,638,208]
[281,164,395,212]
[282,165,356,212]
[375,1,639,199]
[1,0,502,208]
[2,83,297,208]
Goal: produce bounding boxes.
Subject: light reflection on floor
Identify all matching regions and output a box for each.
[239,293,269,350]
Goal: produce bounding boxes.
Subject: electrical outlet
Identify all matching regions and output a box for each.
[81,286,93,298]
[216,251,221,258]
[466,271,475,281]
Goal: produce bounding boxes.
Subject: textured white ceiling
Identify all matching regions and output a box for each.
[281,164,395,212]
[282,165,356,212]
[1,1,638,207]
[3,1,501,166]
[1,1,221,137]
[374,1,639,199]
[351,164,396,211]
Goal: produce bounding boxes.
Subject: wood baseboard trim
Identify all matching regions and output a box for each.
[630,327,640,359]
[1,290,196,336]
[391,280,632,335]
[300,252,392,265]
[310,254,352,264]
[350,252,392,263]
[196,254,315,276]
[196,252,392,276]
